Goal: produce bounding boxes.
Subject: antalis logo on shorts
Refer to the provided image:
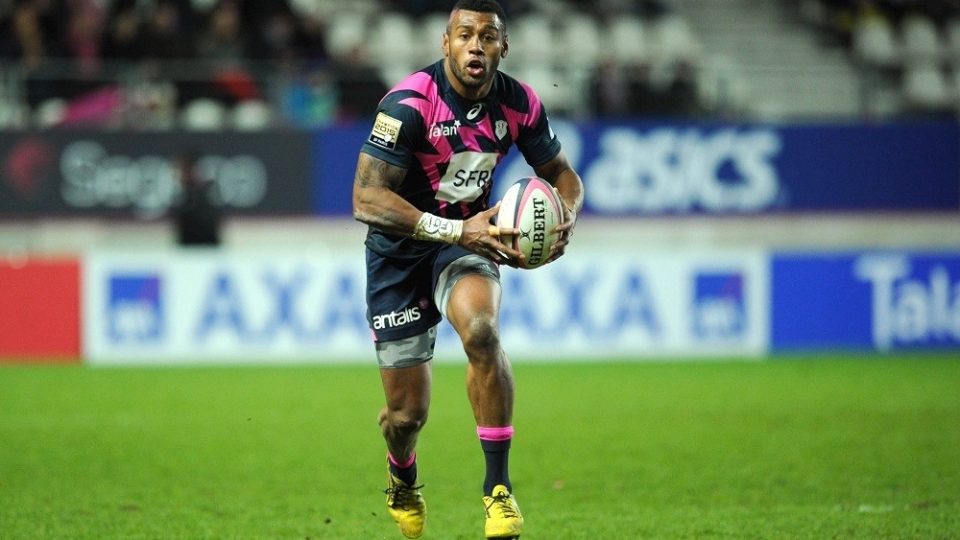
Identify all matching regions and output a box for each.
[373,306,421,330]
[108,274,163,343]
[691,272,746,340]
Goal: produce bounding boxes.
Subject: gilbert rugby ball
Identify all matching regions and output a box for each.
[496,177,564,269]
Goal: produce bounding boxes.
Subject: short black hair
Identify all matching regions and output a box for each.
[451,0,508,31]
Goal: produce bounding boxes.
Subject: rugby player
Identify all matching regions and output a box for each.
[352,1,584,537]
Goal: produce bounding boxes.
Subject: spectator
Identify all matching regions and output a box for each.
[590,59,635,117]
[173,151,221,247]
[247,6,301,62]
[331,46,388,121]
[0,0,64,71]
[294,14,329,65]
[64,0,104,76]
[101,0,143,61]
[1,0,69,106]
[140,0,194,61]
[196,0,246,63]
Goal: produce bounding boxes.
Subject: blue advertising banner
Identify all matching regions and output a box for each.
[772,251,960,352]
[312,125,369,215]
[313,120,960,216]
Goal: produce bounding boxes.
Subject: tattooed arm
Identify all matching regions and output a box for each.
[352,153,422,236]
[352,152,524,263]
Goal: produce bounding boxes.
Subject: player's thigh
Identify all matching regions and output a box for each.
[432,248,502,335]
[445,274,502,334]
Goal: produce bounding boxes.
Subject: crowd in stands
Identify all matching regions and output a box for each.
[0,0,703,129]
[809,0,960,47]
[802,0,960,116]
[0,0,353,128]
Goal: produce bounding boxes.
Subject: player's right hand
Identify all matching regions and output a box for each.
[459,203,525,267]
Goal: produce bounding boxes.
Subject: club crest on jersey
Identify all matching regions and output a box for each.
[369,112,402,150]
[466,103,484,120]
[495,120,508,140]
[430,119,460,138]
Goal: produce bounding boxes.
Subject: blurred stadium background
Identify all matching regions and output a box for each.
[2,1,959,538]
[1,0,959,362]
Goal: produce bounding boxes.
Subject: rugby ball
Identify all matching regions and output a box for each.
[496,177,564,269]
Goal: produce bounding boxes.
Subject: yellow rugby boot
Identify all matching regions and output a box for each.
[384,473,426,538]
[483,484,524,539]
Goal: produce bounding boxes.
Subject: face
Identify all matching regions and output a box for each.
[442,9,508,99]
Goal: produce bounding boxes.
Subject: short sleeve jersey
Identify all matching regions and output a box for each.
[360,60,562,259]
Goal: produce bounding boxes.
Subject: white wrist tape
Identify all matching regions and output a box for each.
[412,212,463,244]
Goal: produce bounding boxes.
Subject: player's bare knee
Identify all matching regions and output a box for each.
[460,315,501,358]
[387,408,428,438]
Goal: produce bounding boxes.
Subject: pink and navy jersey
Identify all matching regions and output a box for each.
[360,60,561,258]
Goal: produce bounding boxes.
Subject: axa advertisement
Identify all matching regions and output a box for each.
[81,249,770,364]
[5,247,954,363]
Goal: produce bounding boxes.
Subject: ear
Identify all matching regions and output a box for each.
[442,31,450,57]
[501,38,509,58]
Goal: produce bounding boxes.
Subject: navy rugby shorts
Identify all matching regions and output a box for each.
[365,244,499,364]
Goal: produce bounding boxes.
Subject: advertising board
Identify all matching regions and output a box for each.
[0,257,81,361]
[772,252,960,351]
[83,248,769,364]
[313,120,960,216]
[0,131,313,218]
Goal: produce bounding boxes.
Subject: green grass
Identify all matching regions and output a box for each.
[1,356,959,539]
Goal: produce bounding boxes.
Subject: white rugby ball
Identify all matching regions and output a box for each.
[496,176,564,269]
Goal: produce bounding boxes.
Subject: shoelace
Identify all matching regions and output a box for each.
[485,493,518,518]
[384,483,424,509]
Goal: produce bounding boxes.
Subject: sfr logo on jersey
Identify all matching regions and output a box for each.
[436,151,499,203]
[373,306,422,330]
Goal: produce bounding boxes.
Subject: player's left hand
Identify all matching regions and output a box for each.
[546,189,577,264]
[460,203,525,267]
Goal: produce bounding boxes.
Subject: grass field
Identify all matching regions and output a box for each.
[1,355,959,539]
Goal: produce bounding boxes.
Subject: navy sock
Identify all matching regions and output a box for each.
[480,438,511,496]
[388,454,418,486]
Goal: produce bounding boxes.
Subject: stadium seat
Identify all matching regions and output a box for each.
[180,98,227,131]
[325,11,369,59]
[560,16,602,67]
[190,0,217,12]
[514,65,574,115]
[33,98,67,128]
[697,54,751,113]
[606,16,649,65]
[0,99,29,129]
[288,0,325,18]
[901,63,952,111]
[369,12,418,72]
[852,13,900,67]
[418,13,450,65]
[944,18,960,58]
[900,14,941,63]
[647,15,701,66]
[509,15,555,66]
[230,99,273,131]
